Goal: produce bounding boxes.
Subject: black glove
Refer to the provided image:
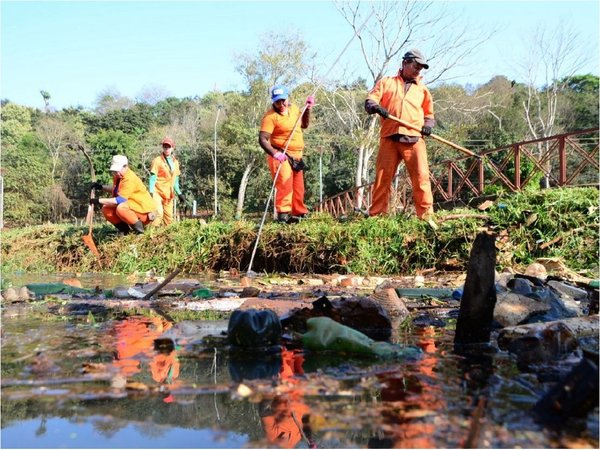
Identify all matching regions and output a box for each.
[421,125,432,136]
[89,198,100,207]
[374,104,389,119]
[91,182,103,191]
[178,193,186,203]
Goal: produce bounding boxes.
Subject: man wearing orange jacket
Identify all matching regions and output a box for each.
[149,137,185,226]
[365,49,436,219]
[259,85,314,223]
[91,155,156,234]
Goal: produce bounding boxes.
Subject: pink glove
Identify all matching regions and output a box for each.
[273,151,287,162]
[305,95,315,108]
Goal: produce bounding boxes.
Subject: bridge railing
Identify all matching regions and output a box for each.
[316,128,599,217]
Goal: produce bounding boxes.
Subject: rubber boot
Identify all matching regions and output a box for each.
[114,222,131,235]
[131,220,145,234]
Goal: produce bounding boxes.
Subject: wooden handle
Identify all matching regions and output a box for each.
[387,114,479,158]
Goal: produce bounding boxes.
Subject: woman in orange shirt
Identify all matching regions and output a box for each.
[259,85,314,223]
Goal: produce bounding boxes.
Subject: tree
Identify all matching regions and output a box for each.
[40,90,51,112]
[516,22,591,187]
[0,103,34,146]
[35,114,83,182]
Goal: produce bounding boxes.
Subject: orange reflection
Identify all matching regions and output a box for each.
[374,327,445,449]
[113,316,179,385]
[261,349,314,449]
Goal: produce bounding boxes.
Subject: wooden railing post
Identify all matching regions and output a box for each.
[559,136,567,186]
[514,144,521,190]
[478,158,484,194]
[447,162,453,197]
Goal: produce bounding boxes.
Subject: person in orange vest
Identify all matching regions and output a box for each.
[148,137,185,226]
[365,49,436,220]
[259,86,314,223]
[90,155,156,234]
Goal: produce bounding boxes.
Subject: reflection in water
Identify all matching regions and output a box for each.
[1,307,597,448]
[113,316,180,393]
[370,327,445,449]
[260,349,314,449]
[113,317,179,382]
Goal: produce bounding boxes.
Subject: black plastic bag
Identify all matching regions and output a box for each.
[227,308,282,348]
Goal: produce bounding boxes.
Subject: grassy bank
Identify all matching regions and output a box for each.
[2,188,598,277]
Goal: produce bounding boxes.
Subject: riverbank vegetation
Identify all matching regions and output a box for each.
[2,188,597,277]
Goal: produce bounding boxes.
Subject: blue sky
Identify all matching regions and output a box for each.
[1,0,599,110]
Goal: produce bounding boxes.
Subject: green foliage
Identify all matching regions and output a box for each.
[3,188,597,277]
[2,133,53,225]
[559,74,599,131]
[1,103,34,146]
[86,130,144,183]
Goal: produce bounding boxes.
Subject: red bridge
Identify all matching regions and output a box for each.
[316,128,599,217]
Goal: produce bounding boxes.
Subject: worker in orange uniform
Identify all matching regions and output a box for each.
[365,49,436,219]
[148,137,185,226]
[91,155,157,234]
[260,349,315,448]
[259,85,314,223]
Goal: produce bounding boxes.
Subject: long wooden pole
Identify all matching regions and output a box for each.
[387,114,479,158]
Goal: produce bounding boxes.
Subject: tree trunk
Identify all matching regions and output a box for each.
[236,161,254,220]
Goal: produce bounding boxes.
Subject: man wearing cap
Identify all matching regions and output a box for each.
[90,155,156,234]
[259,85,315,223]
[365,48,436,219]
[148,137,184,226]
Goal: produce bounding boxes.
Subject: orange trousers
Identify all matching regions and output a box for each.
[153,193,174,226]
[102,202,152,226]
[267,156,308,216]
[369,136,433,218]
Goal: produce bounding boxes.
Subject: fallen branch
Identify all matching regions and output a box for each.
[143,267,182,300]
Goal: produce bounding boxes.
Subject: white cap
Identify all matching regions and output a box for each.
[109,155,128,171]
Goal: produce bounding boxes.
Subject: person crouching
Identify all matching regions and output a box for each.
[90,155,157,234]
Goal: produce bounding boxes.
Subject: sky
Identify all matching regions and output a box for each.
[1,0,599,111]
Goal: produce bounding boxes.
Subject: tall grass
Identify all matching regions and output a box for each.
[2,188,598,277]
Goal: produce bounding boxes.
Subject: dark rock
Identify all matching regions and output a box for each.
[240,286,261,298]
[498,321,579,370]
[281,296,392,341]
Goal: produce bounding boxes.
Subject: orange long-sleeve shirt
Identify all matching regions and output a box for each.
[367,75,434,138]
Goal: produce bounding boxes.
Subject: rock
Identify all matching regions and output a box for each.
[3,288,20,302]
[280,295,393,341]
[18,287,34,301]
[547,280,588,300]
[507,277,533,295]
[414,275,425,287]
[241,286,261,298]
[525,263,547,279]
[127,288,146,299]
[494,292,552,327]
[498,321,579,368]
[112,286,133,298]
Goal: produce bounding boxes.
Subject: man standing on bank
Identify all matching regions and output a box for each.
[365,49,435,220]
[259,85,314,223]
[148,137,185,226]
[91,155,156,234]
